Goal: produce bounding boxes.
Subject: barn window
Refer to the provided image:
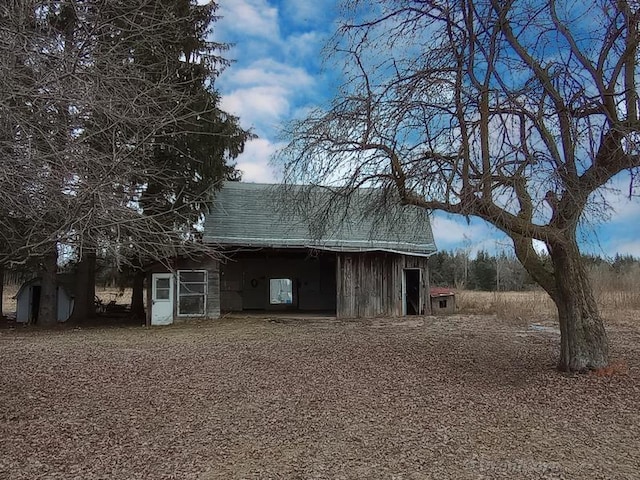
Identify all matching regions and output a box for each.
[439,299,447,309]
[270,278,293,304]
[178,270,207,316]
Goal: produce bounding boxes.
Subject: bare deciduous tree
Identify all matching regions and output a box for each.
[280,0,640,371]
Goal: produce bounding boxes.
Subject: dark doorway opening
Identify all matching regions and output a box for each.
[30,286,41,324]
[404,269,420,315]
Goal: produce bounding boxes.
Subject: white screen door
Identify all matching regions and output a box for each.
[151,273,174,325]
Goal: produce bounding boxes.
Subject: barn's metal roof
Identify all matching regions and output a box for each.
[203,182,437,257]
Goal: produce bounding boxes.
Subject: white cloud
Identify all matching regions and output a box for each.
[217,0,280,41]
[220,59,317,136]
[235,138,285,183]
[213,0,332,176]
[222,85,291,130]
[430,213,552,258]
[532,239,548,255]
[607,194,640,222]
[284,31,326,61]
[430,214,496,253]
[589,174,640,222]
[229,59,315,89]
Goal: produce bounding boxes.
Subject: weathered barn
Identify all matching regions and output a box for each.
[147,182,437,325]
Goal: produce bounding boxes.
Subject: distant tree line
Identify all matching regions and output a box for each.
[430,251,640,292]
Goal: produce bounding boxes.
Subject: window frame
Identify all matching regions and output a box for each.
[153,276,171,301]
[269,278,293,305]
[177,270,208,317]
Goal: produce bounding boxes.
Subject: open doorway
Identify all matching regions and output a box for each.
[403,269,421,315]
[30,286,41,324]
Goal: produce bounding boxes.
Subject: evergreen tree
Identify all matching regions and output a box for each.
[471,250,497,292]
[0,1,250,324]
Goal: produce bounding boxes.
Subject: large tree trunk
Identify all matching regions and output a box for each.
[69,251,96,323]
[38,248,58,326]
[130,270,145,320]
[550,240,609,372]
[514,233,609,372]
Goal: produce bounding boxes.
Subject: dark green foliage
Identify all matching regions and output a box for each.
[470,250,496,291]
[428,250,468,288]
[1,1,251,322]
[0,0,251,265]
[92,0,252,234]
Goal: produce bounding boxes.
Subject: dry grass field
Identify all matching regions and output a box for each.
[456,289,640,327]
[1,310,640,479]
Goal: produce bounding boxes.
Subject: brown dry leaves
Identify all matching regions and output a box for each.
[1,315,639,479]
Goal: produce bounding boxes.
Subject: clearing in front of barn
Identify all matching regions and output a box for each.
[1,314,639,480]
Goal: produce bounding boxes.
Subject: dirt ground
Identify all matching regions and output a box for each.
[1,314,639,479]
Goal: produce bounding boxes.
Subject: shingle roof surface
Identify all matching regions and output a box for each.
[203,182,437,256]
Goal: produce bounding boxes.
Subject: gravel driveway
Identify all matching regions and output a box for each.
[1,315,639,479]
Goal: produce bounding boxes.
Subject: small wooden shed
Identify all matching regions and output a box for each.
[14,274,76,324]
[430,287,456,314]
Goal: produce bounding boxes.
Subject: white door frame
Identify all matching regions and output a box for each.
[151,273,174,325]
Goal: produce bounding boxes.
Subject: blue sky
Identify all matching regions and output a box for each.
[213,0,640,259]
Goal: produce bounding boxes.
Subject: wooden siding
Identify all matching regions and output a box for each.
[430,294,456,314]
[336,252,431,318]
[146,250,431,321]
[406,255,431,315]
